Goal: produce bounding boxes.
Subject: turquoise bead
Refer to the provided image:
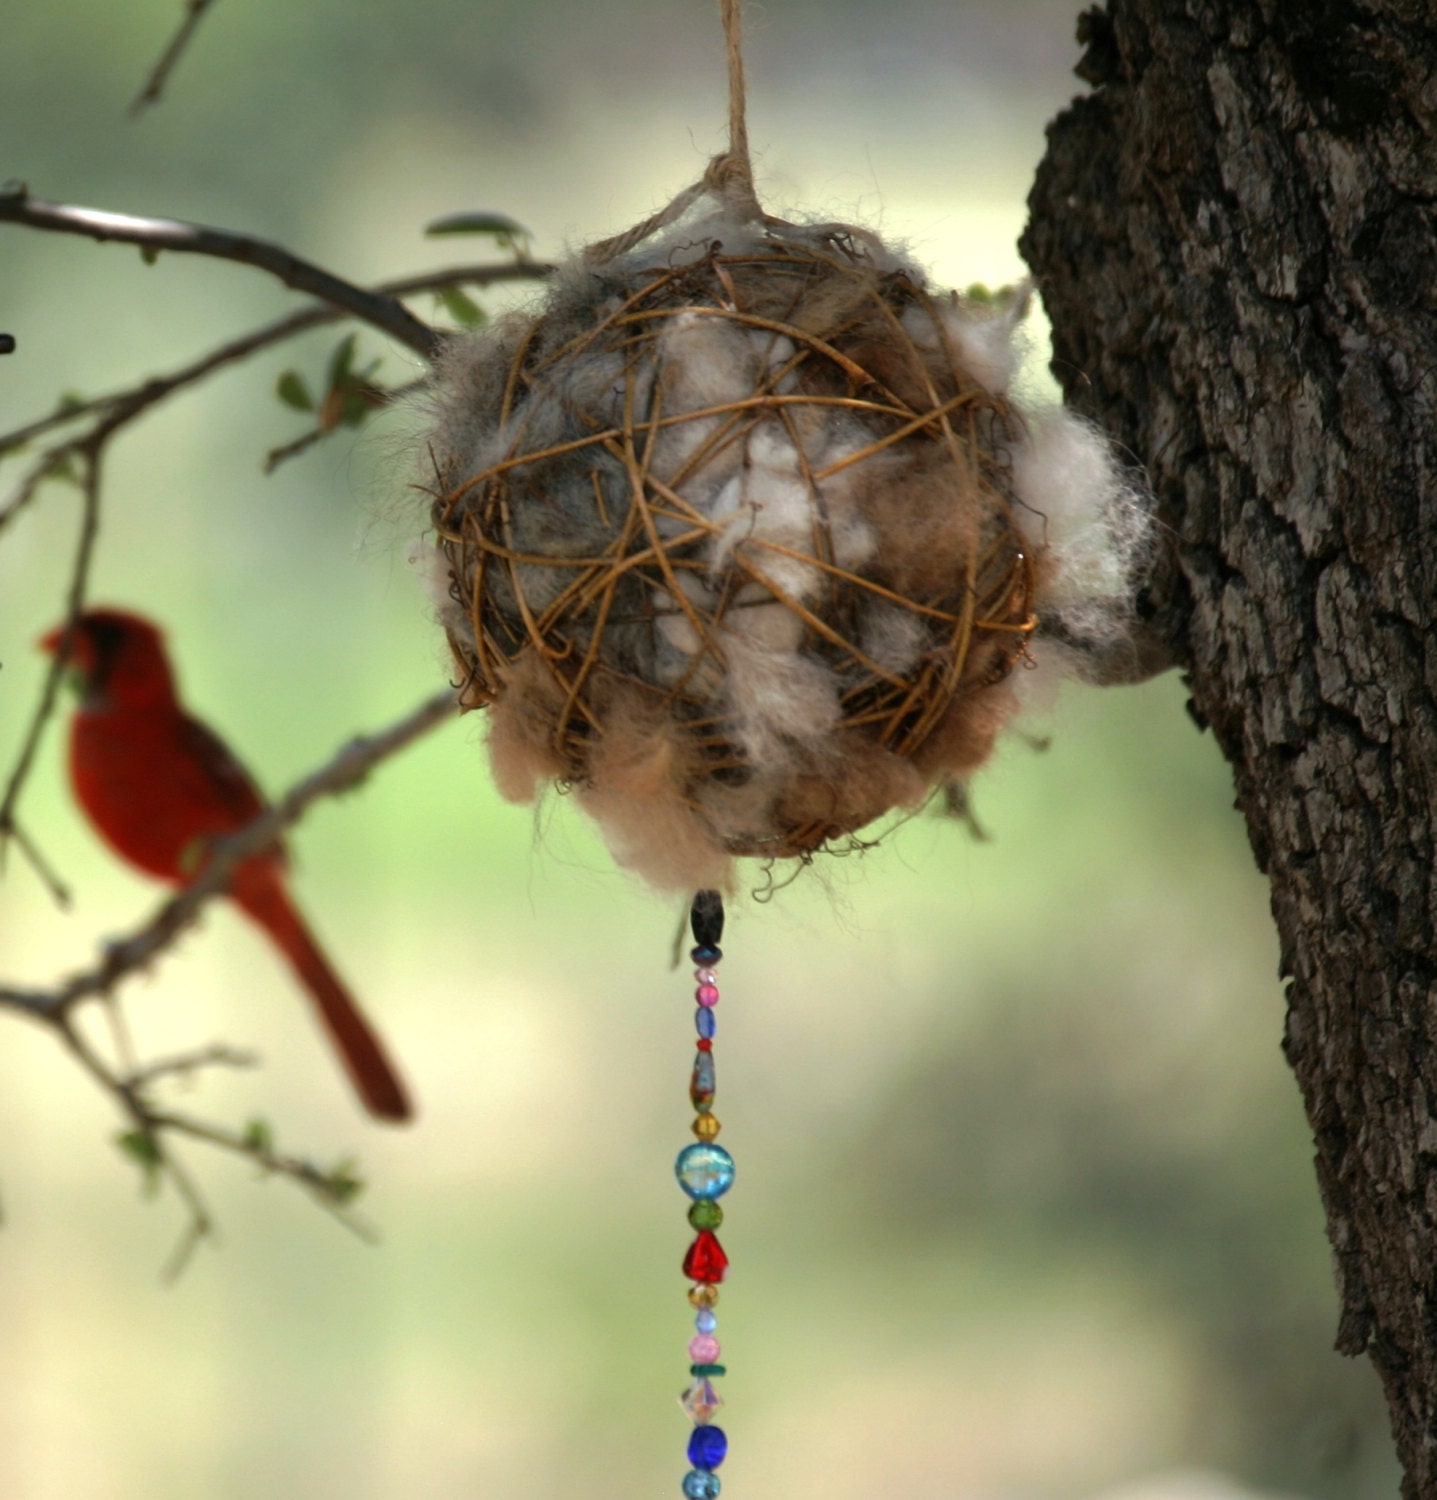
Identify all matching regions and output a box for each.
[675,1143,735,1201]
[682,1470,721,1498]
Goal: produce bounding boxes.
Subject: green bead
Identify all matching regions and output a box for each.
[690,1363,727,1377]
[688,1200,724,1231]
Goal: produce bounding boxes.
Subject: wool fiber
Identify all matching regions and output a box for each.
[418,197,1149,892]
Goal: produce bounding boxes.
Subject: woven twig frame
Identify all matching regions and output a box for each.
[434,230,1036,860]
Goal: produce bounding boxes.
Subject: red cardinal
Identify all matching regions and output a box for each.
[40,608,412,1123]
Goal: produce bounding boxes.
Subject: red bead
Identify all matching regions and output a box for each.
[683,1230,729,1283]
[696,1038,713,1052]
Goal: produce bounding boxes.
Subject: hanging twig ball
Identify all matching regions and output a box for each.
[420,200,1146,892]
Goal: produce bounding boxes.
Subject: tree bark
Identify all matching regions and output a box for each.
[1021,1,1437,1491]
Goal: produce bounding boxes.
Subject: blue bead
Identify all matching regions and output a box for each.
[691,944,722,965]
[695,1309,717,1334]
[687,1424,728,1471]
[675,1143,735,1200]
[695,1007,716,1039]
[682,1471,721,1499]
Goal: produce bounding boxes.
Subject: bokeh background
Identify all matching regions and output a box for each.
[0,1,1402,1497]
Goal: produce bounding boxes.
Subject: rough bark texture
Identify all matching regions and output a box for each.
[1021,1,1437,1491]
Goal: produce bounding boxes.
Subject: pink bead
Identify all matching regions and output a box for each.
[688,1334,721,1362]
[694,967,719,985]
[696,983,720,1008]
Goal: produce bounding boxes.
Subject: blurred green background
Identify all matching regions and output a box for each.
[0,1,1400,1497]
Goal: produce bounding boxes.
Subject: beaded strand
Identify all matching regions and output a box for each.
[674,889,732,1498]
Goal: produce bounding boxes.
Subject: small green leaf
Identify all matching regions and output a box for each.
[326,332,357,390]
[116,1129,162,1194]
[338,392,371,428]
[57,391,88,415]
[425,210,529,241]
[437,286,486,329]
[45,451,78,485]
[139,245,160,266]
[325,1158,365,1208]
[964,282,995,305]
[276,371,314,412]
[242,1118,274,1156]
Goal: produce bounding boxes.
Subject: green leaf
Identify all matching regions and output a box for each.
[275,371,314,412]
[116,1129,162,1194]
[338,392,372,428]
[45,451,79,486]
[424,211,529,241]
[241,1118,274,1156]
[326,332,357,390]
[437,286,487,329]
[139,245,160,266]
[325,1158,365,1207]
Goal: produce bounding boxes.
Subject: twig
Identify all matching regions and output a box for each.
[0,442,104,874]
[131,0,220,115]
[0,261,552,464]
[58,1010,374,1274]
[7,818,72,907]
[0,687,459,1020]
[0,688,458,1262]
[0,187,440,358]
[124,1043,260,1089]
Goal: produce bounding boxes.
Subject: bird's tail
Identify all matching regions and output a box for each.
[230,867,413,1123]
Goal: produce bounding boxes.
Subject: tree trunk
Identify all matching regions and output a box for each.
[1020,1,1437,1492]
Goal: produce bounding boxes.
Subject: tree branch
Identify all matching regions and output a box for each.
[0,441,105,883]
[0,686,459,1020]
[0,187,441,358]
[0,686,460,1266]
[0,259,552,467]
[130,0,220,115]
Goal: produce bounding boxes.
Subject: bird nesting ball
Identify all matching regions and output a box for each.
[417,200,1147,893]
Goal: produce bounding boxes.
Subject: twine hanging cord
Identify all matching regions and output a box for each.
[587,0,762,266]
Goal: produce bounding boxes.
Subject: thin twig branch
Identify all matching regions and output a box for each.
[0,187,441,358]
[0,441,105,874]
[0,260,551,463]
[131,0,220,115]
[125,1043,259,1089]
[0,687,459,1020]
[0,263,553,543]
[0,687,459,1264]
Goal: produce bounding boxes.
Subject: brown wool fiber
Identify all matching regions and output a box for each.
[419,201,1061,893]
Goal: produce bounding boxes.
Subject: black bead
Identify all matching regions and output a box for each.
[690,889,725,948]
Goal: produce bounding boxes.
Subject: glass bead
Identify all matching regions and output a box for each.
[688,1199,723,1230]
[694,967,719,985]
[691,944,722,966]
[682,1230,729,1283]
[689,1363,726,1377]
[689,890,725,948]
[692,1114,722,1142]
[687,1284,719,1310]
[682,1470,721,1499]
[696,983,720,1008]
[688,1334,721,1362]
[695,1008,716,1039]
[695,1309,717,1334]
[679,1375,723,1423]
[690,1050,716,1109]
[695,1038,713,1053]
[688,1424,728,1471]
[675,1143,735,1200]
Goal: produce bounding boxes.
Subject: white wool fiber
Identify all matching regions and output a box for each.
[420,201,1154,892]
[1012,408,1151,655]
